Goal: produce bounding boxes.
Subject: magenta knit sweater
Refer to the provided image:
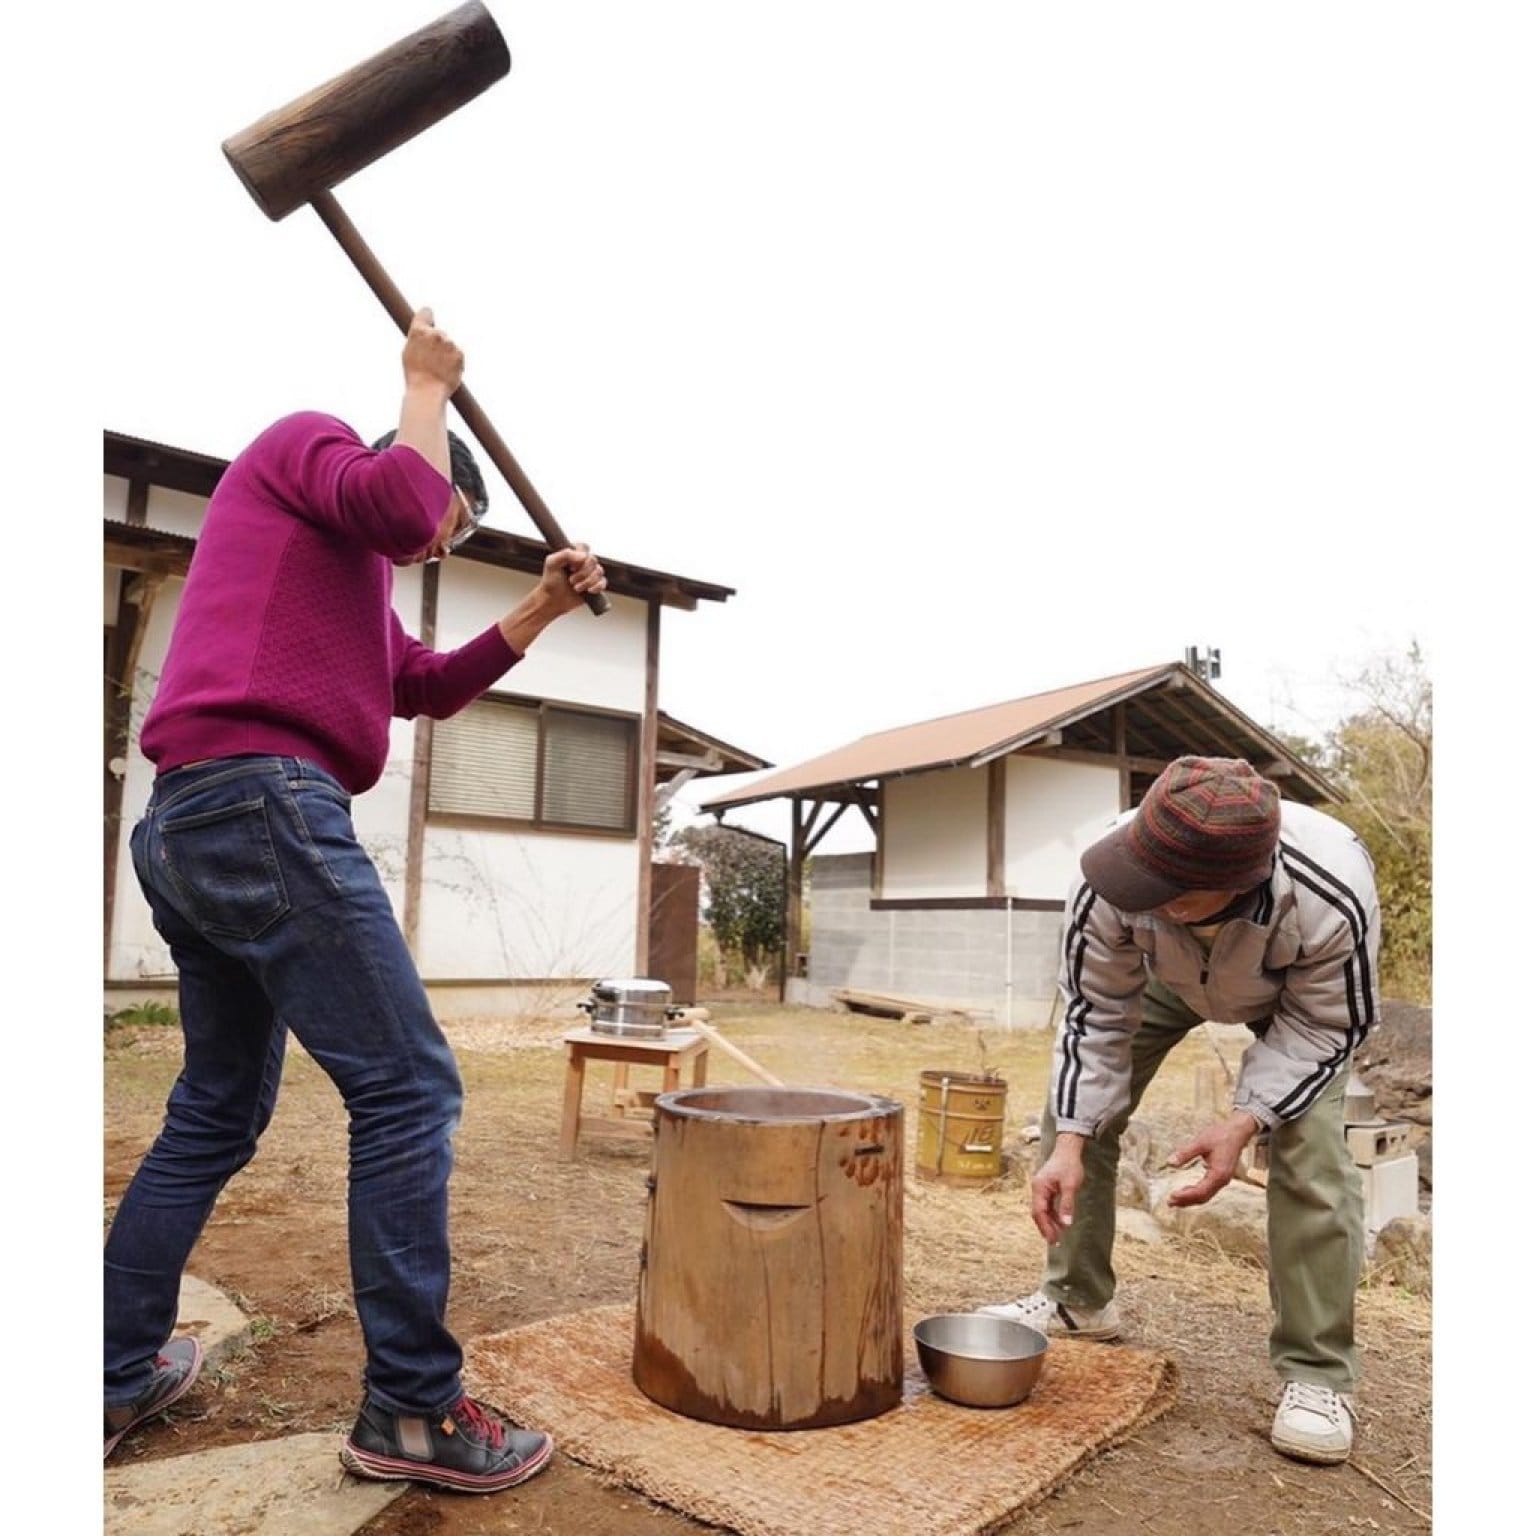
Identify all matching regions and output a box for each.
[139,411,521,793]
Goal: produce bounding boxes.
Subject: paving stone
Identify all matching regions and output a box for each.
[174,1275,252,1369]
[104,1432,404,1536]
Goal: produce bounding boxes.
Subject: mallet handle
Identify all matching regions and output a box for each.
[311,189,609,616]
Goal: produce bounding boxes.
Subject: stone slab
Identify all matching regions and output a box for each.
[104,1432,404,1536]
[174,1275,252,1369]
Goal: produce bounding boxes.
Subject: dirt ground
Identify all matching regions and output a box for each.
[103,1004,1432,1535]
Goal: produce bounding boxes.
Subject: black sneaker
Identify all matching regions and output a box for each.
[340,1395,554,1493]
[104,1335,205,1460]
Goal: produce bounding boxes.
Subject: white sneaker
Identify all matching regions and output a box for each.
[1270,1381,1356,1464]
[975,1290,1123,1341]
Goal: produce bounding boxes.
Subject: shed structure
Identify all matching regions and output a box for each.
[700,663,1340,1026]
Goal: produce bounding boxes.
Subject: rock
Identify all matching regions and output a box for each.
[1116,1159,1152,1211]
[1152,1168,1270,1265]
[175,1275,252,1369]
[1115,1207,1166,1246]
[1356,1000,1431,1122]
[1369,1213,1432,1295]
[1353,1000,1432,1198]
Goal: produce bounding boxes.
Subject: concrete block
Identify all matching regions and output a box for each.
[1363,1154,1420,1234]
[1347,1120,1413,1166]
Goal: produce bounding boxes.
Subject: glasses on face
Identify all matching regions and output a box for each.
[445,485,488,552]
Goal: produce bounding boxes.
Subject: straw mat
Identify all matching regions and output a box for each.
[465,1304,1177,1536]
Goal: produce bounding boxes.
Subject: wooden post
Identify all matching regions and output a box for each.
[402,561,439,955]
[559,1048,586,1161]
[987,757,1006,897]
[1113,703,1132,810]
[785,797,807,984]
[873,781,887,899]
[634,600,661,973]
[103,568,163,970]
[634,1086,905,1429]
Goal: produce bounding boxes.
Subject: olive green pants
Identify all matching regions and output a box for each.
[1039,977,1364,1390]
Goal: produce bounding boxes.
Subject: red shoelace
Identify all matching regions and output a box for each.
[450,1396,505,1449]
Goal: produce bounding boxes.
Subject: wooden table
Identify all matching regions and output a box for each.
[559,1026,709,1160]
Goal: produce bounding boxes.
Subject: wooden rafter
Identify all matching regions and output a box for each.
[1147,683,1253,759]
[803,801,848,856]
[1120,702,1169,758]
[851,784,880,838]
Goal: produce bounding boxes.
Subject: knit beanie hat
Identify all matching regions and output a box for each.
[1080,756,1280,912]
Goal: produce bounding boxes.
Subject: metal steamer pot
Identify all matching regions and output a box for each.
[579,978,678,1039]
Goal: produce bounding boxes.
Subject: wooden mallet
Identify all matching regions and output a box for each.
[221,1,609,614]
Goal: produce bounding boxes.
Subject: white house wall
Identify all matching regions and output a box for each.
[416,828,638,980]
[145,485,213,539]
[109,571,187,979]
[104,475,129,522]
[1004,756,1120,901]
[434,558,648,714]
[105,473,652,990]
[881,768,987,898]
[421,557,649,983]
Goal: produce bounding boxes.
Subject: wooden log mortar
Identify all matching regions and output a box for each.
[633,1086,905,1430]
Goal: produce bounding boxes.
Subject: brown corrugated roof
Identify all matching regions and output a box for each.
[701,664,1177,809]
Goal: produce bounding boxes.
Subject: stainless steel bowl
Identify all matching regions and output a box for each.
[913,1313,1048,1408]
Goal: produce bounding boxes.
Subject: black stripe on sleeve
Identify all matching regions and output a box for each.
[1056,887,1096,1122]
[1279,840,1377,1023]
[1271,852,1373,1118]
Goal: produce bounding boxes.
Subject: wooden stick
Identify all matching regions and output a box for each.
[670,1010,785,1087]
[1349,1457,1432,1524]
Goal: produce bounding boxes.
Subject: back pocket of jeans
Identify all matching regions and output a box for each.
[160,798,290,940]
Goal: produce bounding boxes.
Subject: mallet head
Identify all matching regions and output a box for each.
[222,1,510,221]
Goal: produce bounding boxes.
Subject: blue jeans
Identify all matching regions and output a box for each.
[104,756,466,1415]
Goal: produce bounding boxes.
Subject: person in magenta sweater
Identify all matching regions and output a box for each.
[104,309,603,1492]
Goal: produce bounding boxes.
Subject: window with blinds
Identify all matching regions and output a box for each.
[428,694,637,834]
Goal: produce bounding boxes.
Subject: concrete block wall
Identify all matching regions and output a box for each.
[799,854,1062,1028]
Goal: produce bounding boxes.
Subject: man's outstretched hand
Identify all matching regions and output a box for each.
[1165,1110,1263,1208]
[1031,1134,1087,1244]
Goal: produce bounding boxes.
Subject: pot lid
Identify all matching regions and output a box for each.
[591,977,673,1002]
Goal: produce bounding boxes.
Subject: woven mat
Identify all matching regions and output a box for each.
[465,1305,1177,1536]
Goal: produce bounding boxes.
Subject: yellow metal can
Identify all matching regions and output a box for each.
[916,1070,1008,1185]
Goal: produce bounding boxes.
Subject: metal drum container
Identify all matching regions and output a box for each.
[916,1070,1008,1184]
[580,978,674,1039]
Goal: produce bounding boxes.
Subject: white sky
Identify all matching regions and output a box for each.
[13,0,1533,1515]
[82,0,1471,852]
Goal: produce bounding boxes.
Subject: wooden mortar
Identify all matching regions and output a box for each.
[633,1085,904,1430]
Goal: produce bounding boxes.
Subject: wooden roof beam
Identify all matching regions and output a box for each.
[656,747,725,772]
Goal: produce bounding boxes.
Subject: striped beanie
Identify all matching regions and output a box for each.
[1080,756,1280,912]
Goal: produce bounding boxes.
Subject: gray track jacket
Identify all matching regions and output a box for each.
[1052,801,1381,1136]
